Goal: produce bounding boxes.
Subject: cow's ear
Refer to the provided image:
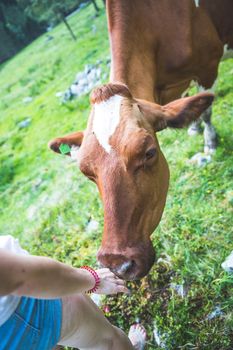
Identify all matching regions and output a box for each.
[138,93,214,132]
[48,131,84,156]
[161,92,214,129]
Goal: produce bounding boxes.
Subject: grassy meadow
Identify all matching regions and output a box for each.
[0,1,233,349]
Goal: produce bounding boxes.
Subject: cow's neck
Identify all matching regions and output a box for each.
[107,0,156,102]
[204,1,233,50]
[110,50,156,102]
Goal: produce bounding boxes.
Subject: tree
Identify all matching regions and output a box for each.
[17,0,101,41]
[0,0,44,63]
[0,0,101,62]
[17,0,84,40]
[90,0,99,13]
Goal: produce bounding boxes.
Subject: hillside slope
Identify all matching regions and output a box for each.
[0,2,233,348]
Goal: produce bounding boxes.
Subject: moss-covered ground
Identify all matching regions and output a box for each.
[0,1,232,348]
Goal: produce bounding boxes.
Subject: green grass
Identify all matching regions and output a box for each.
[0,1,233,348]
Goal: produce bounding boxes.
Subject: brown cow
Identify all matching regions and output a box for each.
[49,85,213,279]
[49,0,232,280]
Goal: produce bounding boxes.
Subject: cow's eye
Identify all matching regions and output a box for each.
[145,148,156,160]
[133,147,157,173]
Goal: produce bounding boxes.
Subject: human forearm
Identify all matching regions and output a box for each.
[16,257,96,298]
[0,250,95,298]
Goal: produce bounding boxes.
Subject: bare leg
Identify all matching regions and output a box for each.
[58,294,134,350]
[202,106,217,153]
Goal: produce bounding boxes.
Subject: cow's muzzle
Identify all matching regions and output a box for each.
[97,241,155,280]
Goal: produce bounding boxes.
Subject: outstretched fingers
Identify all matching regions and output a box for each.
[95,268,130,295]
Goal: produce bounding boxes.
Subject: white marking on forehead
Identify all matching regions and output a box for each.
[194,0,200,7]
[93,94,123,153]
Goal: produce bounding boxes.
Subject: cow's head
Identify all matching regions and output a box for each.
[49,83,214,280]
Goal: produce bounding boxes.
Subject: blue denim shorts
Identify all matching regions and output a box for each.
[0,296,62,350]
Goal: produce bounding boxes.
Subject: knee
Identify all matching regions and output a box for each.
[112,326,128,345]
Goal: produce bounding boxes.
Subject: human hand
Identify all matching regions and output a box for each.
[94,268,129,295]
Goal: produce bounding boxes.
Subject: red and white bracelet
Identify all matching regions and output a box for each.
[80,266,101,293]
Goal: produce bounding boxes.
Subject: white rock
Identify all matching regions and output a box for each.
[85,64,92,74]
[188,152,212,167]
[153,322,166,348]
[23,96,33,103]
[76,85,85,96]
[222,251,233,273]
[78,78,87,87]
[96,68,101,78]
[55,91,63,97]
[88,83,95,91]
[18,118,31,129]
[206,306,223,320]
[170,283,186,298]
[87,69,97,82]
[62,62,105,101]
[75,72,85,82]
[70,84,79,95]
[86,219,99,233]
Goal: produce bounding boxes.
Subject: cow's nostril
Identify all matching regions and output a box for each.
[113,260,135,276]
